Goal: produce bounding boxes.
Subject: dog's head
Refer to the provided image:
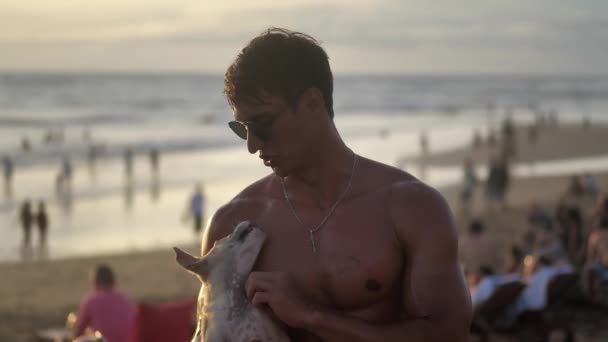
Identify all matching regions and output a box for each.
[174,221,266,283]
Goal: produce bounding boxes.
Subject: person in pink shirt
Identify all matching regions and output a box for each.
[73,264,134,342]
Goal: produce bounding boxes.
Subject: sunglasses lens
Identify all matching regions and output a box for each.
[228,121,247,140]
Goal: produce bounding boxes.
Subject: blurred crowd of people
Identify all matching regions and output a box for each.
[462,175,608,335]
[4,127,210,262]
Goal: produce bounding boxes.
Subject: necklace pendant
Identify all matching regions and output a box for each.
[309,230,317,253]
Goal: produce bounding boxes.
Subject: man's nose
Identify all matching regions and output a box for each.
[246,131,263,154]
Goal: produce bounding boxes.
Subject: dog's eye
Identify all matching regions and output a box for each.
[236,227,252,242]
[236,230,248,241]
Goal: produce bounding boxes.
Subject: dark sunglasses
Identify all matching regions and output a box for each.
[228,114,280,142]
[228,91,305,142]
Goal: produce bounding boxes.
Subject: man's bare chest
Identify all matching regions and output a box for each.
[251,197,404,312]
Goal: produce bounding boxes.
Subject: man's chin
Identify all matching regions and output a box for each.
[270,165,289,178]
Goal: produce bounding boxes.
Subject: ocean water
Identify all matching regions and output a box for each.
[1,73,607,262]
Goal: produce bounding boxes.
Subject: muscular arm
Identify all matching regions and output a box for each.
[299,181,472,341]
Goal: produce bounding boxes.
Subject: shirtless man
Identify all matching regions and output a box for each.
[198,28,472,341]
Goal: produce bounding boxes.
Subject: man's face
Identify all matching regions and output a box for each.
[230,92,315,177]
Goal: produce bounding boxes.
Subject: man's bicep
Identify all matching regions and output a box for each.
[392,182,471,335]
[405,224,470,324]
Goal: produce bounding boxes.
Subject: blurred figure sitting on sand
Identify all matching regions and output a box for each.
[468,265,522,308]
[560,207,586,265]
[530,215,568,263]
[582,172,601,201]
[459,220,499,271]
[73,264,134,342]
[561,175,587,209]
[504,244,525,274]
[509,255,574,316]
[527,201,552,232]
[590,195,608,229]
[583,197,608,301]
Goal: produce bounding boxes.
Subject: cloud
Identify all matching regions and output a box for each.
[1,0,607,73]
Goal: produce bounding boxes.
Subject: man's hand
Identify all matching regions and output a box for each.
[245,271,314,328]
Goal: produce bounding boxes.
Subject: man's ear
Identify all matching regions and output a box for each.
[173,247,209,281]
[299,87,325,114]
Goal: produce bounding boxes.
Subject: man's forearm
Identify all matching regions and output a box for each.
[303,309,467,342]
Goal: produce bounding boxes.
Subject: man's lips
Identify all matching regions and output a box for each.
[260,155,276,167]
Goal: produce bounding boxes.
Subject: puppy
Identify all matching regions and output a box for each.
[174,221,290,342]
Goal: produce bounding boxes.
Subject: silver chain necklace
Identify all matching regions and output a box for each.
[280,153,357,253]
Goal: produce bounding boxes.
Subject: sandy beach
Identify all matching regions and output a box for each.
[2,123,608,342]
[414,123,608,167]
[0,244,201,342]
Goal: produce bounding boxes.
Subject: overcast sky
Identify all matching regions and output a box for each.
[1,0,607,74]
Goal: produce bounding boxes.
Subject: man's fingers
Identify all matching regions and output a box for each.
[252,291,270,306]
[246,274,272,299]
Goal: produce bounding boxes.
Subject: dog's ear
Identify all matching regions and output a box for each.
[173,247,209,281]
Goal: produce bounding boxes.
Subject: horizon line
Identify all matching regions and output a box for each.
[1,69,608,78]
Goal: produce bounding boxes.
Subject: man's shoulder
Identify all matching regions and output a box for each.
[203,174,280,249]
[356,156,418,191]
[236,173,280,199]
[222,174,282,214]
[356,156,447,215]
[370,160,455,246]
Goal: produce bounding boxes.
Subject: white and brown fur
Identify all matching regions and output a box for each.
[174,221,290,342]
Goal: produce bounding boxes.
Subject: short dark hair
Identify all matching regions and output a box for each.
[224,27,334,118]
[600,216,608,230]
[538,255,553,266]
[567,207,582,227]
[94,264,115,288]
[478,265,495,277]
[469,220,484,235]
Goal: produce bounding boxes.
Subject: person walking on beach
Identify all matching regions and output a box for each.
[86,145,98,180]
[2,155,13,195]
[73,264,134,342]
[36,201,49,247]
[61,156,73,190]
[460,157,478,215]
[419,130,429,157]
[19,200,33,248]
[196,28,471,341]
[485,155,510,210]
[184,183,205,234]
[149,148,160,175]
[124,148,134,180]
